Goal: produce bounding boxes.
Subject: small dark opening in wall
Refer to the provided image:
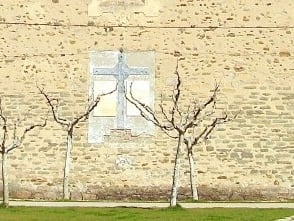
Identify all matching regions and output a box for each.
[52,0,59,3]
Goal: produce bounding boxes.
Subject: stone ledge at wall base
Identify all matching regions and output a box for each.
[1,184,294,202]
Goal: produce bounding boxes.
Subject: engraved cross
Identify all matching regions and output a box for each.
[93,51,149,129]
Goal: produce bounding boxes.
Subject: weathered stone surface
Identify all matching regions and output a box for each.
[0,0,293,202]
[3,184,293,201]
[1,0,293,27]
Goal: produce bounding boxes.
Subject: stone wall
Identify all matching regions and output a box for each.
[0,0,293,201]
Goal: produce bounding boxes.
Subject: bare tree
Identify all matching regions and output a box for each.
[0,98,47,207]
[38,85,117,200]
[126,61,236,206]
[182,83,239,201]
[127,61,186,207]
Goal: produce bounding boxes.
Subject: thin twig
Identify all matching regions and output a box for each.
[0,98,8,153]
[126,83,177,139]
[71,83,118,127]
[38,86,69,126]
[170,61,181,128]
[7,117,47,153]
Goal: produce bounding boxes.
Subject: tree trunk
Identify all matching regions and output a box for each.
[170,134,183,207]
[1,152,9,207]
[188,148,199,201]
[63,129,73,200]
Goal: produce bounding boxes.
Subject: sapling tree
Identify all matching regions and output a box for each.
[38,85,117,200]
[126,61,236,205]
[182,87,236,200]
[0,98,47,207]
[127,61,188,207]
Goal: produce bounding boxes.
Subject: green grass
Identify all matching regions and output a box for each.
[180,199,294,203]
[0,207,293,221]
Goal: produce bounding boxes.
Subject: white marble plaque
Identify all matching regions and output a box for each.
[88,51,155,143]
[93,80,117,117]
[126,80,150,116]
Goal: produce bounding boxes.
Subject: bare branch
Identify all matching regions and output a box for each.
[12,121,17,142]
[127,92,161,127]
[203,114,227,140]
[128,83,158,118]
[0,98,4,119]
[126,83,176,137]
[190,113,229,147]
[159,94,173,125]
[127,83,161,126]
[7,117,47,153]
[203,110,239,143]
[183,82,221,133]
[71,83,118,127]
[203,81,220,108]
[181,101,195,128]
[231,110,241,120]
[170,61,182,127]
[183,108,201,132]
[37,85,69,126]
[0,98,6,125]
[190,124,209,147]
[0,98,8,152]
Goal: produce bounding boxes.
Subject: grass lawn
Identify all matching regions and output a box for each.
[0,207,293,221]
